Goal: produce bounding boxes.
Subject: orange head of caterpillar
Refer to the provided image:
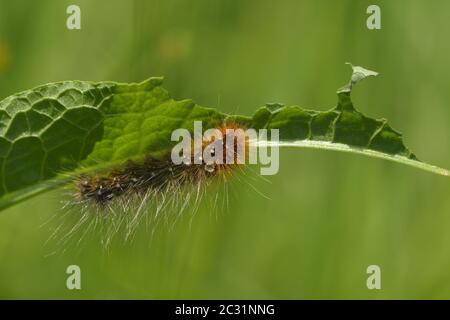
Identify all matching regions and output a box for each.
[199,122,249,175]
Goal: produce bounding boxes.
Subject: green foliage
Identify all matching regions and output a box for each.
[0,78,225,210]
[244,65,449,176]
[0,65,447,211]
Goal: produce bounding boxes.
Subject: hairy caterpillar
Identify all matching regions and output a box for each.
[75,122,246,205]
[48,122,252,249]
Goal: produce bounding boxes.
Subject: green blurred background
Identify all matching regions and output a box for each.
[1,0,450,299]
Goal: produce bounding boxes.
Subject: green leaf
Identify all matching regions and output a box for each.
[249,64,449,177]
[0,64,448,211]
[0,78,225,210]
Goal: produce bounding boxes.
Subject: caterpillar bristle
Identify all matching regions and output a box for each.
[43,122,252,250]
[77,159,212,205]
[74,122,245,207]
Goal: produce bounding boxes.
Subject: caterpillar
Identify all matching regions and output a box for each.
[74,122,247,206]
[48,122,252,249]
